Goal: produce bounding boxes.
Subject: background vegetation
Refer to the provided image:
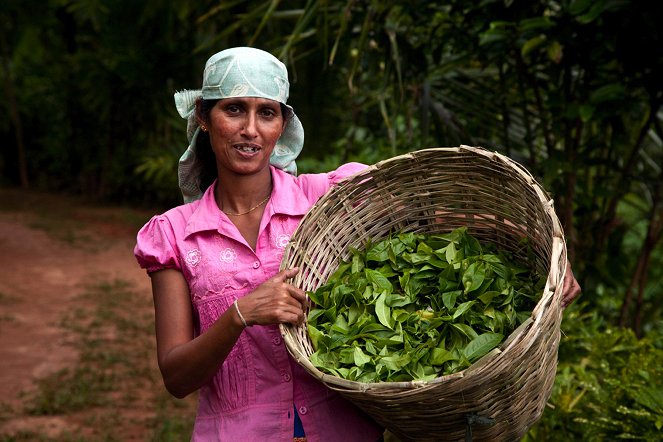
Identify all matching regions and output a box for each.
[1,0,661,439]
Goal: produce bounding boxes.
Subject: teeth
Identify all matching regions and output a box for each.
[236,145,259,153]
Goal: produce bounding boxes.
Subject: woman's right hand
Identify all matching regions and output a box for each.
[237,267,307,327]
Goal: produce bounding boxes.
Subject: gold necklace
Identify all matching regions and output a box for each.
[222,193,271,216]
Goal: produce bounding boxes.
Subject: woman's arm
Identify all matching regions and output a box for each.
[150,268,243,398]
[150,267,306,398]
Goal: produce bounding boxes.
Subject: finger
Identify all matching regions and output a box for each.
[284,307,306,326]
[283,267,299,280]
[270,267,299,283]
[278,291,308,316]
[272,302,305,325]
[286,285,307,304]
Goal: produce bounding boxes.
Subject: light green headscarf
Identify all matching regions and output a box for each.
[174,47,304,203]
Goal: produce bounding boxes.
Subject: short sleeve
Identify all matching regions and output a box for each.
[297,162,367,203]
[134,215,181,273]
[327,162,367,186]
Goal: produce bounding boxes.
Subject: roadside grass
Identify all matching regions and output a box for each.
[0,188,157,250]
[4,280,195,441]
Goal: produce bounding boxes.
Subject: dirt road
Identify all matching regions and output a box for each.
[0,188,195,440]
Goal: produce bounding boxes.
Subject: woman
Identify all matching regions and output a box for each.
[134,47,385,441]
[135,47,581,441]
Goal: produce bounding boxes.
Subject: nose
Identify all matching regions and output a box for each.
[241,111,258,139]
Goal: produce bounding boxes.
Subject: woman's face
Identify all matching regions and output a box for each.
[207,97,285,176]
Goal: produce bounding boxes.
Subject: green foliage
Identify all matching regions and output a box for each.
[308,228,544,382]
[25,366,113,415]
[133,140,182,206]
[526,306,663,440]
[0,0,220,201]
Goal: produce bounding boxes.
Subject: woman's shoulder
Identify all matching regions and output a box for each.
[286,162,367,186]
[325,162,368,182]
[272,163,367,203]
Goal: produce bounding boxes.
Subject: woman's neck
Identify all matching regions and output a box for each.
[214,168,273,216]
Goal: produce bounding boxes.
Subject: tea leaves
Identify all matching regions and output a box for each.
[307,227,544,382]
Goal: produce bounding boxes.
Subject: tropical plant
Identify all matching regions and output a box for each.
[526,305,663,440]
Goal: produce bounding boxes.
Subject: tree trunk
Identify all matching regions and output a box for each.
[596,100,660,251]
[0,32,29,189]
[619,177,662,334]
[618,252,643,328]
[562,119,582,262]
[633,180,663,337]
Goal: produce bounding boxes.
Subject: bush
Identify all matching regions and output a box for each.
[525,305,663,440]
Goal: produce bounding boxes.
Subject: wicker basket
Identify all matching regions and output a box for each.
[279,146,566,441]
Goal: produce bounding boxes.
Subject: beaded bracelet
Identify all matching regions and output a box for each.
[233,299,248,328]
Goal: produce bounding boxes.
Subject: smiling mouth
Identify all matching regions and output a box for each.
[234,143,261,154]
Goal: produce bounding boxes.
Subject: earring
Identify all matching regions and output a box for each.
[201,125,207,132]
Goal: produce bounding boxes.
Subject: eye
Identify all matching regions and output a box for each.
[225,104,242,114]
[259,107,279,119]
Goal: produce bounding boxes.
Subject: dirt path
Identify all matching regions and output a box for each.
[0,188,196,440]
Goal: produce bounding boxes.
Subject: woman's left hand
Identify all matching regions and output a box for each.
[561,260,581,308]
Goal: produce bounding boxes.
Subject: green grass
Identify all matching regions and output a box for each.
[0,188,154,250]
[11,280,194,441]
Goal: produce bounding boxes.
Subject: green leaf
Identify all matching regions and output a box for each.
[375,292,393,329]
[547,40,563,63]
[589,84,626,104]
[576,0,608,24]
[453,300,476,320]
[521,34,547,58]
[479,28,509,46]
[463,332,504,362]
[451,323,479,340]
[569,0,592,15]
[366,240,390,262]
[308,324,324,350]
[398,232,417,249]
[380,353,411,371]
[442,290,461,310]
[328,262,351,282]
[366,268,393,292]
[520,17,554,32]
[307,287,327,307]
[445,242,458,264]
[331,314,350,334]
[478,291,499,305]
[347,304,361,325]
[385,292,411,307]
[307,308,326,323]
[430,347,456,366]
[428,256,448,269]
[351,253,364,274]
[353,346,372,367]
[462,262,486,293]
[462,232,482,256]
[417,241,434,256]
[407,252,430,264]
[633,387,663,413]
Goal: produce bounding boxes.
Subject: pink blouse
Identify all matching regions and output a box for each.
[135,164,383,442]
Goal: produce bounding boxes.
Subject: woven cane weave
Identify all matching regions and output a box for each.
[279,146,566,441]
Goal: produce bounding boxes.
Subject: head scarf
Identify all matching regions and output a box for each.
[174,47,304,202]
